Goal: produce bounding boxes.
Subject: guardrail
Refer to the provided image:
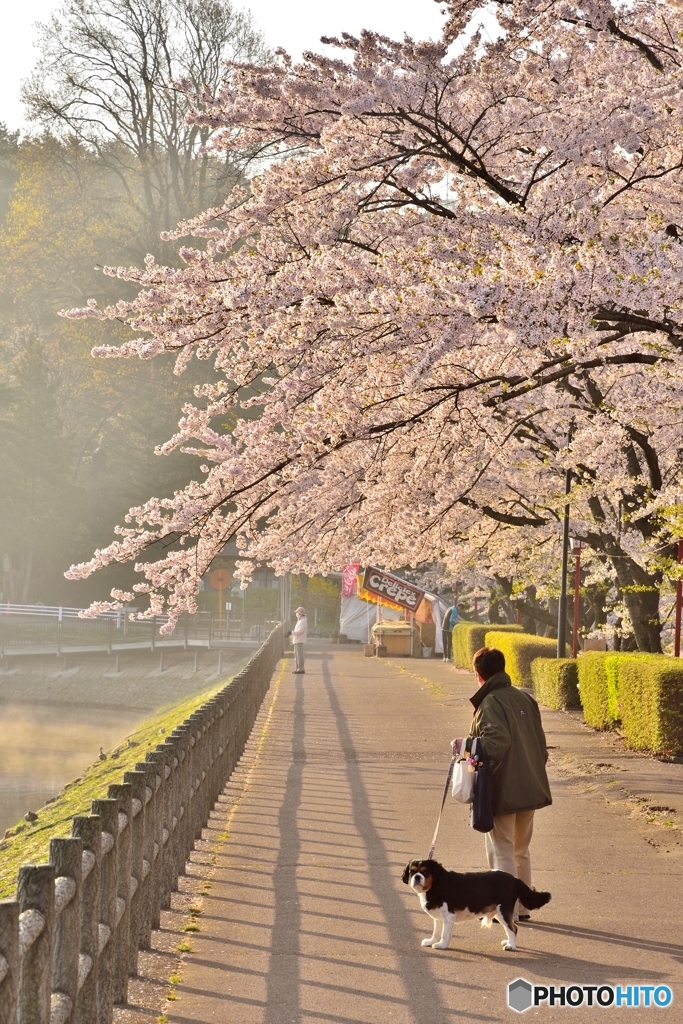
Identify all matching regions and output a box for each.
[0,609,280,658]
[0,604,128,619]
[0,624,283,1024]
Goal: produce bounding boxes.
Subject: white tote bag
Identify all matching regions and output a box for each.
[451,757,475,803]
[452,738,482,804]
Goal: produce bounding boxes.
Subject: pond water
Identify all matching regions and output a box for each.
[0,648,247,836]
[0,702,142,836]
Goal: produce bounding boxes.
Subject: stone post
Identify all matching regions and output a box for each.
[91,799,118,1024]
[161,742,181,893]
[71,816,102,1024]
[50,837,82,1023]
[18,864,55,1024]
[169,730,191,874]
[145,750,171,911]
[0,900,19,1024]
[134,761,158,944]
[107,783,132,1006]
[122,770,146,975]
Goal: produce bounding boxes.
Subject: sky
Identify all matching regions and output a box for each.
[0,0,449,132]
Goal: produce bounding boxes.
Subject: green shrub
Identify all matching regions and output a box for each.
[577,651,650,730]
[530,658,581,710]
[484,630,557,688]
[576,651,612,729]
[605,656,620,722]
[618,656,683,754]
[451,622,524,670]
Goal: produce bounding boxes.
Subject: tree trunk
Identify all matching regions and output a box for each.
[488,592,504,623]
[584,584,608,633]
[20,547,33,604]
[610,556,662,653]
[621,585,662,652]
[491,575,516,624]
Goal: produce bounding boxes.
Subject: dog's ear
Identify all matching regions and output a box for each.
[401,862,413,885]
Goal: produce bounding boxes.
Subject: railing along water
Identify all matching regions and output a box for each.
[0,605,279,658]
[0,624,283,1024]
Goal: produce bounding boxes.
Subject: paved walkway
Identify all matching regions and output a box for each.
[167,643,683,1023]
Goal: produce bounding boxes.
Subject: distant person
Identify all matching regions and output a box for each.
[453,647,551,920]
[290,606,308,674]
[440,602,464,661]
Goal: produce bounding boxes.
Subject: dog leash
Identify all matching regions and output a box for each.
[427,754,456,859]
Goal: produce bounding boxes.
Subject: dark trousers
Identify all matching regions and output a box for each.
[442,629,453,660]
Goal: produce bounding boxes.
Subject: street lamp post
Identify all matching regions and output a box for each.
[675,539,683,658]
[570,538,583,658]
[557,467,572,658]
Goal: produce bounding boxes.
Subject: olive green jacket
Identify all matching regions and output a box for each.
[468,671,552,817]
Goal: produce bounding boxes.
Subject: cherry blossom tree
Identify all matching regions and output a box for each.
[65,0,683,650]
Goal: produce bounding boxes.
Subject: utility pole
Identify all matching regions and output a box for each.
[571,538,583,658]
[557,468,572,658]
[675,539,683,657]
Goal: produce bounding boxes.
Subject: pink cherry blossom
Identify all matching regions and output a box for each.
[64,1,683,649]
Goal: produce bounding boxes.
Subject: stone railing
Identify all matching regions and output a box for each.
[0,624,283,1024]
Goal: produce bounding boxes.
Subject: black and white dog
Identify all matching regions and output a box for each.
[402,859,551,951]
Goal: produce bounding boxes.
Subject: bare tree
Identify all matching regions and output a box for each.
[22,0,270,252]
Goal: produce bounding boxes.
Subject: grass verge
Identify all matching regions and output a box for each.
[0,677,231,899]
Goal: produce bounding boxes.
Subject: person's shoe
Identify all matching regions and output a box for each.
[293,669,304,674]
[517,914,531,922]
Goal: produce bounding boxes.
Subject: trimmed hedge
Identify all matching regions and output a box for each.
[530,658,581,710]
[618,656,683,754]
[606,655,620,723]
[451,622,524,670]
[576,652,649,730]
[576,652,683,753]
[484,630,557,688]
[576,651,612,729]
[454,627,683,753]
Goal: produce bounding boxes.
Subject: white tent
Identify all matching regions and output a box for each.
[339,579,451,652]
[425,592,450,655]
[339,595,401,642]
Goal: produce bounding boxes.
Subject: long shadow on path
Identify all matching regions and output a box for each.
[266,673,305,1021]
[320,655,481,1023]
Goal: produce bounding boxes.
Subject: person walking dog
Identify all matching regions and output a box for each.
[453,646,551,919]
[290,606,308,674]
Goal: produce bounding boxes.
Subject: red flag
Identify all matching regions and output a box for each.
[342,562,361,597]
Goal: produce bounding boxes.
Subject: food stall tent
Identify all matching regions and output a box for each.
[339,570,450,655]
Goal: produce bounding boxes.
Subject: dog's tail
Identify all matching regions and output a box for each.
[516,880,551,911]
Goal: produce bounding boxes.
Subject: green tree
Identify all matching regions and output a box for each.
[0,138,210,603]
[0,0,269,604]
[0,337,77,601]
[0,125,19,222]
